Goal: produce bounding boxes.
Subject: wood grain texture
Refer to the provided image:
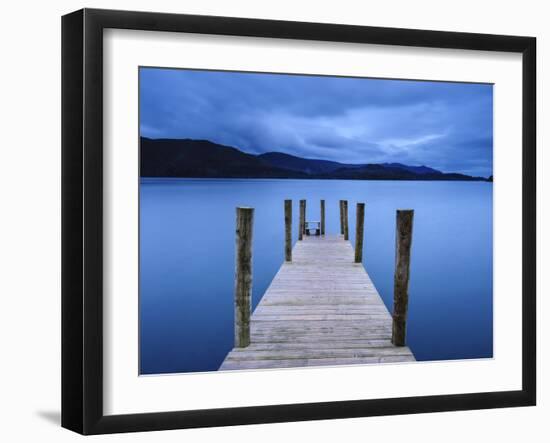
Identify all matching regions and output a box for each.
[355,202,365,263]
[221,234,415,370]
[299,199,305,241]
[234,207,254,348]
[392,210,414,346]
[339,200,344,235]
[303,199,307,235]
[284,200,292,262]
[343,200,349,241]
[320,199,325,235]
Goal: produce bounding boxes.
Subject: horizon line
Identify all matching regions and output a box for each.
[140,136,492,178]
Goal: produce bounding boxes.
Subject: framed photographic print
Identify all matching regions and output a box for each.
[61,8,536,434]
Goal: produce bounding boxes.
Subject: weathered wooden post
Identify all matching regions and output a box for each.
[320,200,325,236]
[339,200,344,235]
[392,209,414,347]
[303,200,307,235]
[235,207,254,348]
[284,199,292,262]
[299,199,305,241]
[343,200,349,241]
[354,203,365,263]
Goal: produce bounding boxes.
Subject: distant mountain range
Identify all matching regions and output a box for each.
[140,137,490,181]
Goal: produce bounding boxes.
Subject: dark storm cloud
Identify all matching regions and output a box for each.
[139,68,493,177]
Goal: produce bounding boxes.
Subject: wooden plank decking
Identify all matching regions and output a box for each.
[219,234,415,371]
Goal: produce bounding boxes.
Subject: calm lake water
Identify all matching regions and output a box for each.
[139,178,493,374]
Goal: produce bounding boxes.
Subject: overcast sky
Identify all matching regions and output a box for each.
[140,68,493,177]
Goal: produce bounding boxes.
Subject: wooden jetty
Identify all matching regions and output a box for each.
[220,202,415,371]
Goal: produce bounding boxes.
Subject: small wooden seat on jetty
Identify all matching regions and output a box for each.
[305,220,320,236]
[219,200,415,371]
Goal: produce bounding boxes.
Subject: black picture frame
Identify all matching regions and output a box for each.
[62,8,536,435]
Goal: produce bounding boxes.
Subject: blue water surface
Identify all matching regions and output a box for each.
[139,179,493,374]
